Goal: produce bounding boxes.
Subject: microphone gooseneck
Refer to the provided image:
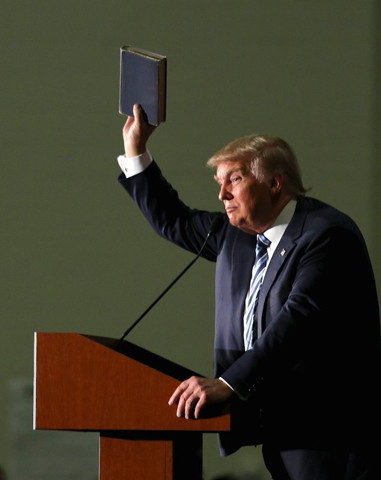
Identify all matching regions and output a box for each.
[115,217,223,351]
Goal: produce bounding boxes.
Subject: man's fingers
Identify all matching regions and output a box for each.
[185,393,205,420]
[177,390,199,419]
[169,376,233,420]
[169,377,201,419]
[133,103,143,125]
[194,397,205,420]
[169,381,194,418]
[168,381,188,406]
[176,391,188,418]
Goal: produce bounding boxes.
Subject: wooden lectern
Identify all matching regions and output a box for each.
[33,333,231,479]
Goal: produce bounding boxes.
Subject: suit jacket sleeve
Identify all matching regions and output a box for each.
[118,160,226,262]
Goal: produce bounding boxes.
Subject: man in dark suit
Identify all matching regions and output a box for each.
[118,105,381,480]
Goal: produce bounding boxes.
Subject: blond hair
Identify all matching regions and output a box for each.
[207,134,308,196]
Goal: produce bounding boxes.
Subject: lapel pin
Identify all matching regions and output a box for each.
[280,249,286,256]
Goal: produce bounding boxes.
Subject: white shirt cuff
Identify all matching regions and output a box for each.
[117,150,153,178]
[219,377,235,392]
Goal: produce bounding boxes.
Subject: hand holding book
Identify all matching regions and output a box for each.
[123,104,157,158]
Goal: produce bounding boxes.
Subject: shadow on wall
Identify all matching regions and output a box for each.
[0,466,7,480]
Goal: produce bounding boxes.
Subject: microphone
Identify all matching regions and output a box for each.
[116,216,223,351]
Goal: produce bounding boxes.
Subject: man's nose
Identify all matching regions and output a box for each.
[219,185,233,201]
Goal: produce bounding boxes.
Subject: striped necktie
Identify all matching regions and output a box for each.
[243,233,271,350]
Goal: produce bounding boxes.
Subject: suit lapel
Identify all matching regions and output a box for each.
[257,197,310,323]
[231,228,257,341]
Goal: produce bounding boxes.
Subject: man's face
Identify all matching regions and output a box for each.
[215,160,274,235]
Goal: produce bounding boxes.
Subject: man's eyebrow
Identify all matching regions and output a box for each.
[214,167,245,184]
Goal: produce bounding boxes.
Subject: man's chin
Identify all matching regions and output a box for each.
[228,217,256,235]
[227,215,240,229]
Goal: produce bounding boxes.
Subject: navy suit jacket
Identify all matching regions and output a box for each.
[119,161,381,455]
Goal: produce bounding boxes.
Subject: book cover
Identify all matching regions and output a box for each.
[119,45,167,126]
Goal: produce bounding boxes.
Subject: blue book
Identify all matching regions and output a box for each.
[119,45,167,126]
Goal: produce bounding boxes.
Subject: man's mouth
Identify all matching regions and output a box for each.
[225,206,236,214]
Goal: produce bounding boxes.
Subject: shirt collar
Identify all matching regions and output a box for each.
[262,198,297,247]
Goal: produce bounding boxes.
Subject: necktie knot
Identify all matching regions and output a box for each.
[255,234,271,263]
[257,233,271,249]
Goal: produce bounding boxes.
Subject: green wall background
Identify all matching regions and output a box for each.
[1,1,380,478]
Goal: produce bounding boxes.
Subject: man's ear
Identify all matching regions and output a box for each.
[269,174,284,194]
